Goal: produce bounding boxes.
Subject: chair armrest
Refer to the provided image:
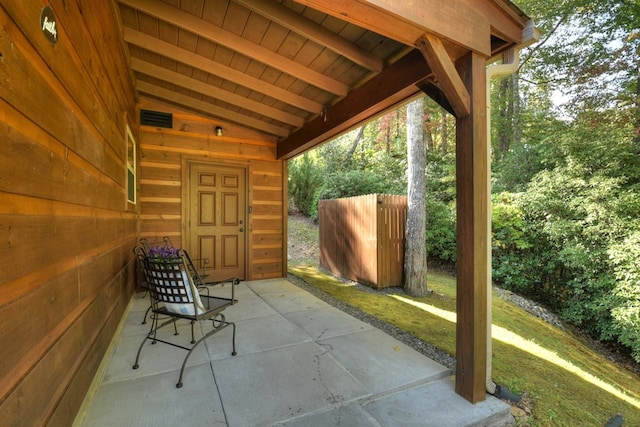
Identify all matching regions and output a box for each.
[202,277,240,304]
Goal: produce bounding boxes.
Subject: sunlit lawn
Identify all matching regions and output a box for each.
[288,265,640,426]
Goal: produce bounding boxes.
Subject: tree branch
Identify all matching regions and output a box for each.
[518,13,571,73]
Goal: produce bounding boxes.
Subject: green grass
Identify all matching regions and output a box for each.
[288,265,640,426]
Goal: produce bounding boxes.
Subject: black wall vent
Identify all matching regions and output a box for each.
[140,109,173,128]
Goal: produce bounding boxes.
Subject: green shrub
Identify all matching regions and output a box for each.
[310,170,393,220]
[288,154,322,216]
[491,193,534,291]
[608,231,640,362]
[425,196,456,264]
[315,170,392,200]
[492,165,640,362]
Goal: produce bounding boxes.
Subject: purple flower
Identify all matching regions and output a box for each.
[148,245,180,263]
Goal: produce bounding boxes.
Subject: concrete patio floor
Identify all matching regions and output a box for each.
[74,278,513,426]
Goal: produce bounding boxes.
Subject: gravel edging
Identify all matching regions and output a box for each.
[493,287,565,330]
[287,273,457,373]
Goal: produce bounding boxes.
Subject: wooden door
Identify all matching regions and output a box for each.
[187,162,246,281]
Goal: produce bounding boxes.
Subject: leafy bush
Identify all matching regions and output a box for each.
[310,170,394,220]
[425,195,456,264]
[315,169,393,200]
[491,165,640,362]
[426,150,456,203]
[520,166,626,335]
[491,193,534,291]
[608,231,640,361]
[288,154,322,216]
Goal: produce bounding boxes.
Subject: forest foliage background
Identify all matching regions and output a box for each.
[288,0,640,364]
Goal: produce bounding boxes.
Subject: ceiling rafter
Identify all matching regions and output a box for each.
[131,58,306,128]
[234,0,384,72]
[119,0,350,96]
[137,80,290,137]
[123,28,323,114]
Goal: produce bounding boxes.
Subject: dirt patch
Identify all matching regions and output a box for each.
[287,213,320,267]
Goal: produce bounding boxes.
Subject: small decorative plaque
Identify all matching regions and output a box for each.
[40,6,58,44]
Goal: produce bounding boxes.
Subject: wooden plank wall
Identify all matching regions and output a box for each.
[0,1,137,425]
[137,99,287,281]
[319,194,406,288]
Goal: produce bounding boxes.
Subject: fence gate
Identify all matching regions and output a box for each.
[319,194,407,288]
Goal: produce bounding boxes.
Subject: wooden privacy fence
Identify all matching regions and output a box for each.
[319,194,407,289]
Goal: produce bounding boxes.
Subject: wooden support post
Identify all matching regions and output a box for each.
[455,51,488,403]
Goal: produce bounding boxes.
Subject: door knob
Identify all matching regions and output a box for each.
[239,227,244,232]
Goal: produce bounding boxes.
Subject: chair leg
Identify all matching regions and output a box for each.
[150,311,159,343]
[176,318,237,388]
[141,305,152,325]
[132,335,151,370]
[176,329,212,388]
[133,316,179,368]
[230,321,237,356]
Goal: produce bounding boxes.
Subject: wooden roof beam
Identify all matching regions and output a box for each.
[123,28,323,114]
[119,0,350,96]
[277,49,431,159]
[417,80,455,116]
[293,0,485,55]
[292,0,529,57]
[235,0,384,72]
[131,58,305,128]
[416,35,470,118]
[136,80,290,137]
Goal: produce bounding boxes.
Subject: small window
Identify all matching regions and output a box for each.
[126,125,136,204]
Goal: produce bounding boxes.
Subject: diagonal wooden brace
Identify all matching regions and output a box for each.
[416,34,471,118]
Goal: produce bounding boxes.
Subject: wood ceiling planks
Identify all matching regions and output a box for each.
[236,0,383,72]
[116,0,528,151]
[117,0,407,141]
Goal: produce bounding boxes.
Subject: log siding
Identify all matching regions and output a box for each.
[0,2,137,425]
[138,112,287,281]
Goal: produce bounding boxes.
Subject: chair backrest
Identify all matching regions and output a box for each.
[142,253,205,316]
[139,238,150,252]
[133,245,151,288]
[180,249,207,287]
[163,236,174,248]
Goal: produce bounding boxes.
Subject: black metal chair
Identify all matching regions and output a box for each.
[132,248,239,388]
[134,240,212,324]
[133,245,153,325]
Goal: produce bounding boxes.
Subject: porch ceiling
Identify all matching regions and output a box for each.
[116,0,530,159]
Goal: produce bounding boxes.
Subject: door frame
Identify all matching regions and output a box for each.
[181,157,249,280]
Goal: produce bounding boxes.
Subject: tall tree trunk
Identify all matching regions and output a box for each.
[345,124,366,168]
[394,108,402,152]
[635,63,640,146]
[497,77,512,156]
[425,113,434,151]
[496,74,521,158]
[441,112,449,154]
[512,74,521,148]
[404,97,428,296]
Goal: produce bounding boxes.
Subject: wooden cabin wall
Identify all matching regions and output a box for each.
[0,1,137,425]
[138,101,287,281]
